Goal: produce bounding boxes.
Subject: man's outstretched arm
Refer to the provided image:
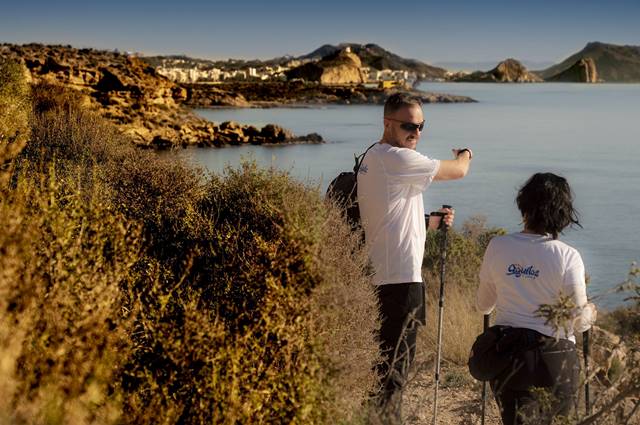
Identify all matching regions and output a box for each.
[434,148,472,181]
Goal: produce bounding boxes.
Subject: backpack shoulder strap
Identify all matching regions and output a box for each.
[353,142,378,173]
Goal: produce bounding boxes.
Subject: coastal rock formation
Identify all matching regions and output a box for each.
[201,121,321,148]
[491,59,543,82]
[450,58,543,83]
[183,85,250,107]
[285,48,366,85]
[538,41,640,82]
[545,57,599,82]
[0,43,316,148]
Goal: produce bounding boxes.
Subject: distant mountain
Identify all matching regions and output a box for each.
[300,44,341,61]
[539,42,640,82]
[299,43,446,79]
[143,43,447,80]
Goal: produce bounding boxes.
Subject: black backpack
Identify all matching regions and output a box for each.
[326,143,377,233]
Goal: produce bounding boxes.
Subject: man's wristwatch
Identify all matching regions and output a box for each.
[457,148,473,159]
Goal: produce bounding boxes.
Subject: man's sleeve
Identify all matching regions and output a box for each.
[477,240,497,314]
[383,148,440,191]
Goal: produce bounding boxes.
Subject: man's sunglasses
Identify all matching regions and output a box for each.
[385,117,426,132]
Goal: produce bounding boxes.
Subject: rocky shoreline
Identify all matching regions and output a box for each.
[178,121,323,149]
[0,44,326,149]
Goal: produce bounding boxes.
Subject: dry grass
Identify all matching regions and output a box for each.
[0,173,142,424]
[0,58,30,186]
[421,282,484,366]
[420,218,505,366]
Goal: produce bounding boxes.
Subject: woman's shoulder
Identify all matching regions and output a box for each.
[541,238,584,266]
[488,233,579,254]
[482,233,521,253]
[545,237,580,253]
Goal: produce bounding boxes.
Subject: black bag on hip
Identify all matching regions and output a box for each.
[467,325,527,381]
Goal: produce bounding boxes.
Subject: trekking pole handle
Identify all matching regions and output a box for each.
[440,204,452,230]
[429,205,453,231]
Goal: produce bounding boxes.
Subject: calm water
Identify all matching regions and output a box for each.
[171,83,640,309]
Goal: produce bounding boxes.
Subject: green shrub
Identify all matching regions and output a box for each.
[6,83,379,424]
[118,162,379,424]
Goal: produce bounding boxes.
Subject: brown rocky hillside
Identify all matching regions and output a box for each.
[546,58,599,83]
[0,43,318,148]
[539,42,640,82]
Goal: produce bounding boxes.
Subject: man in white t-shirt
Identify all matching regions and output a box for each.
[357,93,473,417]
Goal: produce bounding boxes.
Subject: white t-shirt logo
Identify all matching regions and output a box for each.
[506,264,540,279]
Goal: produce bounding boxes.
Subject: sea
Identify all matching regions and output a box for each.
[167,82,640,309]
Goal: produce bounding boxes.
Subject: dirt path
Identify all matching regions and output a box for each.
[401,362,502,425]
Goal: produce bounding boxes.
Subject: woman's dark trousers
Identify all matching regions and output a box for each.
[491,331,579,425]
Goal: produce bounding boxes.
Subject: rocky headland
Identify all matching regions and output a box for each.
[285,47,366,85]
[153,45,475,108]
[546,57,599,83]
[0,43,323,148]
[182,47,474,108]
[448,42,640,83]
[299,43,448,80]
[538,41,640,82]
[448,58,543,83]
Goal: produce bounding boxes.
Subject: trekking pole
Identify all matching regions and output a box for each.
[481,314,490,425]
[432,204,452,425]
[584,329,591,416]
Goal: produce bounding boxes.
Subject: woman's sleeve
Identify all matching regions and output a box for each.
[564,250,596,332]
[477,240,497,314]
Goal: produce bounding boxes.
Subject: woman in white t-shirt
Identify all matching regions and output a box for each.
[477,172,596,425]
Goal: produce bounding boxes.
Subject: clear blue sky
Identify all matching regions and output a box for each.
[1,0,638,64]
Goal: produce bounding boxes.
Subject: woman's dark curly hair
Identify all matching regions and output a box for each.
[516,172,581,239]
